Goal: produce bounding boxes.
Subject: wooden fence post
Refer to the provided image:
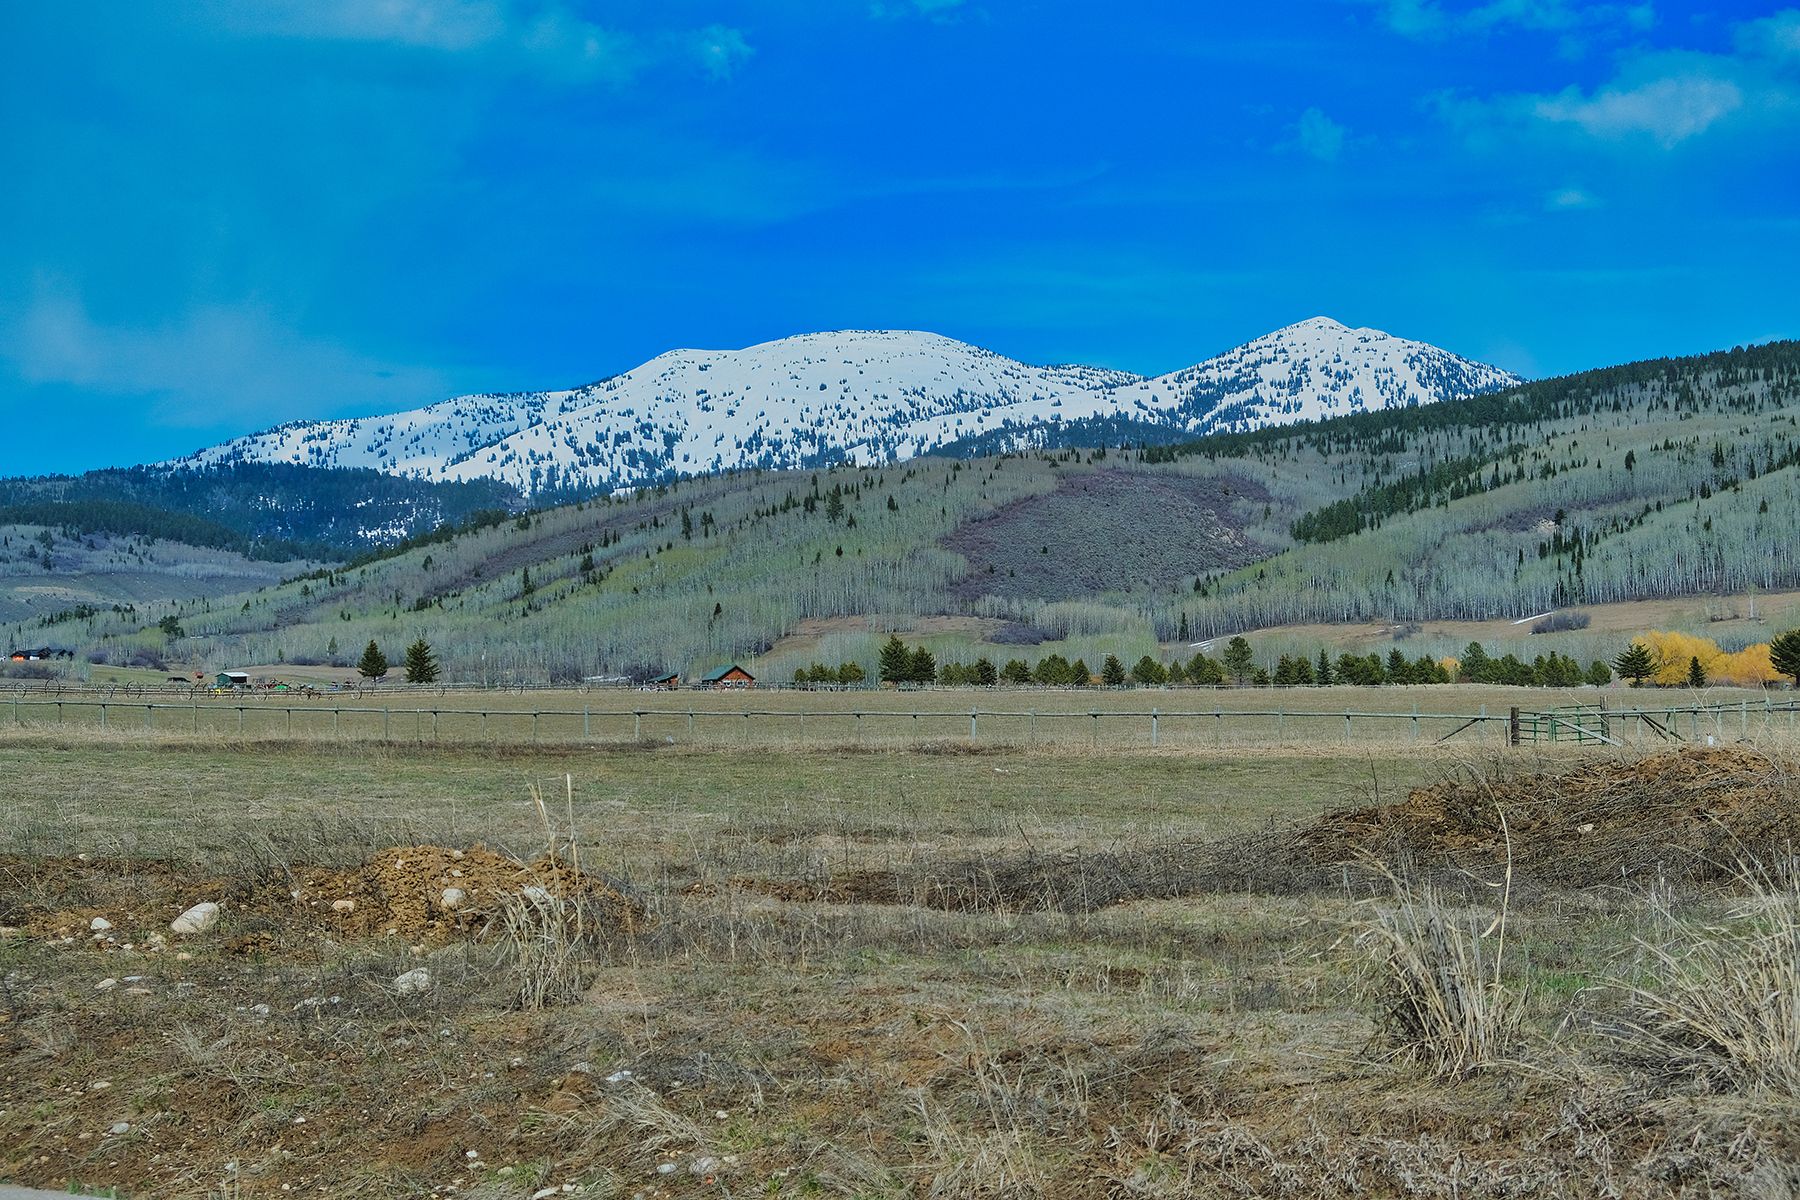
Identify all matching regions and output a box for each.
[1509,706,1521,747]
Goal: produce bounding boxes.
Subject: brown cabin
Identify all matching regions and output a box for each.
[700,664,755,689]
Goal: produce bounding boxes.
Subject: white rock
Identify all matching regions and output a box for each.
[251,1003,271,1017]
[656,1162,677,1175]
[441,887,466,909]
[170,902,220,935]
[109,1122,130,1135]
[95,978,119,992]
[531,1188,561,1200]
[90,917,113,932]
[331,899,355,914]
[394,968,432,996]
[690,1155,721,1176]
[522,885,551,904]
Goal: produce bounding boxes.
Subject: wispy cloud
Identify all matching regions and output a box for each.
[1294,107,1348,161]
[1,288,450,428]
[1545,186,1602,210]
[1736,9,1800,61]
[869,0,972,22]
[1531,70,1744,147]
[694,24,755,80]
[1434,11,1800,154]
[1369,0,1653,44]
[202,0,748,85]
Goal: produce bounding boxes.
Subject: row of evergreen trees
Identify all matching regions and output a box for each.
[865,635,1621,689]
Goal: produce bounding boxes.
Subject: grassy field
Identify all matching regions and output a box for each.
[5,729,1800,1197]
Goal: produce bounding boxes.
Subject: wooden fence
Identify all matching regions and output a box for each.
[4,694,1798,750]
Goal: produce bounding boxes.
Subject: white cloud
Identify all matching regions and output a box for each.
[1531,72,1744,146]
[1545,186,1602,210]
[1369,0,1654,41]
[1295,107,1347,161]
[870,0,970,22]
[2,291,450,427]
[694,25,755,80]
[1736,10,1800,61]
[201,0,746,85]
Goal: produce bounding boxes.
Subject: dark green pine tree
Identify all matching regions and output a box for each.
[1315,649,1333,686]
[1686,655,1708,688]
[1222,636,1255,684]
[1101,654,1127,686]
[403,638,439,684]
[357,640,389,681]
[907,646,937,684]
[1770,629,1800,686]
[878,635,910,684]
[1612,642,1654,687]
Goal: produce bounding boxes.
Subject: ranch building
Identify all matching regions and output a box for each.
[700,664,755,689]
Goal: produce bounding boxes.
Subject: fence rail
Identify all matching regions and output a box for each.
[5,694,1799,750]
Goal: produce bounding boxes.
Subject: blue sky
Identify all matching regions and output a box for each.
[3,0,1797,474]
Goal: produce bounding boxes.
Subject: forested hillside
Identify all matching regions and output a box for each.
[19,340,1800,684]
[0,463,522,560]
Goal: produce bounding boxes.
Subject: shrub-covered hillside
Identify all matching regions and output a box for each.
[17,340,1800,684]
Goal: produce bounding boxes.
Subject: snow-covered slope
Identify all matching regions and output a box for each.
[176,318,1521,495]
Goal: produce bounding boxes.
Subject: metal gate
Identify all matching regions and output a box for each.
[1510,703,1618,746]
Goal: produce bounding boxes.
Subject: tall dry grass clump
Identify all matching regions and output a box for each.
[1357,812,1521,1078]
[1608,862,1800,1096]
[500,774,595,1010]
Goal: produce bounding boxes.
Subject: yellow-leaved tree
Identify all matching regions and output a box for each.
[1637,630,1779,687]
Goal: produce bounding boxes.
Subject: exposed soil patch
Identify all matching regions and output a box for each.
[1289,747,1797,889]
[777,749,1800,912]
[3,844,640,950]
[945,469,1274,602]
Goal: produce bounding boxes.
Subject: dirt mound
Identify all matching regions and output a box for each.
[1287,747,1799,888]
[6,844,640,946]
[770,749,1800,914]
[278,844,640,940]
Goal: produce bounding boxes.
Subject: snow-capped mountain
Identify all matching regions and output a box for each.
[176,318,1521,495]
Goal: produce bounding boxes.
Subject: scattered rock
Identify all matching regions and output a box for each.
[95,978,119,992]
[170,902,220,935]
[393,968,432,996]
[690,1155,721,1177]
[89,916,113,932]
[251,1003,271,1017]
[109,1122,130,1135]
[331,899,356,914]
[441,887,466,909]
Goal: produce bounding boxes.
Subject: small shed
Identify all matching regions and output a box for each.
[650,672,682,690]
[700,664,755,689]
[216,671,251,688]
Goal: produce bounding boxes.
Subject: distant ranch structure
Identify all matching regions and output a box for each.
[700,664,755,689]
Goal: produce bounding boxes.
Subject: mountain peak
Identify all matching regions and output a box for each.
[176,321,1523,493]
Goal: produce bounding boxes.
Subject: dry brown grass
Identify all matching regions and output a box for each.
[1606,861,1800,1096]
